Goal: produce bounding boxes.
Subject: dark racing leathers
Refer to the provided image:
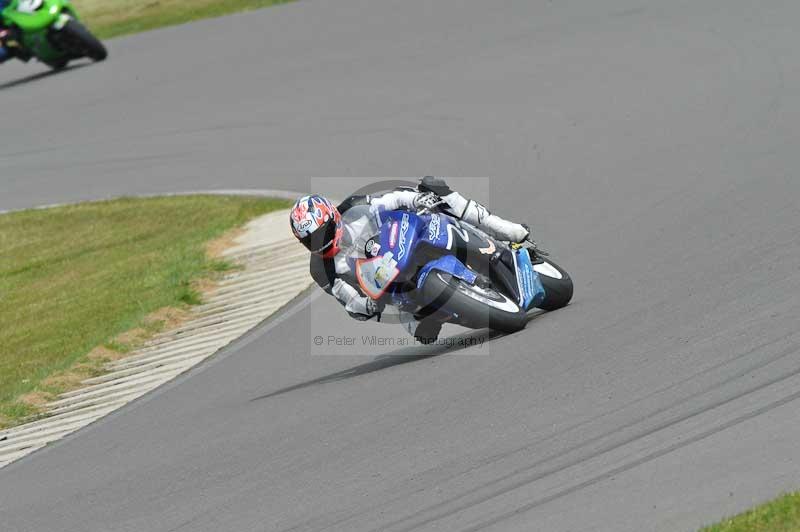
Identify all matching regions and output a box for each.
[0,1,13,63]
[309,179,529,342]
[0,28,11,63]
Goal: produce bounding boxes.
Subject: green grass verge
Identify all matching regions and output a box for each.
[701,492,800,532]
[0,194,291,428]
[72,0,294,40]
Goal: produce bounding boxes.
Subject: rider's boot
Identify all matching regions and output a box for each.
[413,317,443,345]
[418,176,530,243]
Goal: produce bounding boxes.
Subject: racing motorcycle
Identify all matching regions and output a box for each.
[348,203,573,335]
[1,0,106,69]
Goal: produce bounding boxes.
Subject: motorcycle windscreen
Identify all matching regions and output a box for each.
[4,0,61,32]
[355,253,400,300]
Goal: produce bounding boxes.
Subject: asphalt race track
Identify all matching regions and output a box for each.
[2,1,800,530]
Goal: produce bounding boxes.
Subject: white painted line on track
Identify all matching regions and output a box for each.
[131,323,256,354]
[58,370,187,400]
[46,383,165,417]
[0,402,127,440]
[0,445,47,466]
[0,206,312,469]
[138,321,254,350]
[104,334,242,369]
[105,338,235,371]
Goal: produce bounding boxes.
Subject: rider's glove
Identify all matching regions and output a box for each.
[418,176,453,197]
[348,298,385,321]
[519,223,532,243]
[413,192,441,211]
[365,297,385,317]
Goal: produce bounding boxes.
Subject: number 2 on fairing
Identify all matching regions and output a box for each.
[446,223,469,250]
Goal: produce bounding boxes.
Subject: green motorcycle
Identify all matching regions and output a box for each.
[1,0,106,69]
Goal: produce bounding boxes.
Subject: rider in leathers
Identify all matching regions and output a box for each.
[0,0,15,64]
[290,177,530,343]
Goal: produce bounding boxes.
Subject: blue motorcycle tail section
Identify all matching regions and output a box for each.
[514,249,545,310]
[417,255,477,290]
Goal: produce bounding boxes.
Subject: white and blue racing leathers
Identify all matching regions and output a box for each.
[309,180,528,334]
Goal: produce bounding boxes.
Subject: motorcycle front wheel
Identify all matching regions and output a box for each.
[419,271,527,333]
[55,19,107,62]
[531,256,574,311]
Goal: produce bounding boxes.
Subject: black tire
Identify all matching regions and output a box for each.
[419,271,527,333]
[532,256,573,311]
[59,19,107,61]
[48,57,69,70]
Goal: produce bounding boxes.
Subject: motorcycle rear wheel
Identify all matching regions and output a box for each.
[419,271,527,333]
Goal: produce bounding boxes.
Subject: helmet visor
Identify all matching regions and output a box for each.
[299,219,338,254]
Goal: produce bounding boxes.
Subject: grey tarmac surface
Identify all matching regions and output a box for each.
[1,1,800,531]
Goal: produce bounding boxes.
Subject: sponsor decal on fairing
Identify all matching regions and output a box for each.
[428,214,441,241]
[389,222,399,248]
[365,238,381,257]
[397,213,410,260]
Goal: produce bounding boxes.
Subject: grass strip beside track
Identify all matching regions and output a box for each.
[701,492,800,532]
[72,0,293,39]
[0,194,291,428]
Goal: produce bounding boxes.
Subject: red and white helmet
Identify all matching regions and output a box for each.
[290,195,342,257]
